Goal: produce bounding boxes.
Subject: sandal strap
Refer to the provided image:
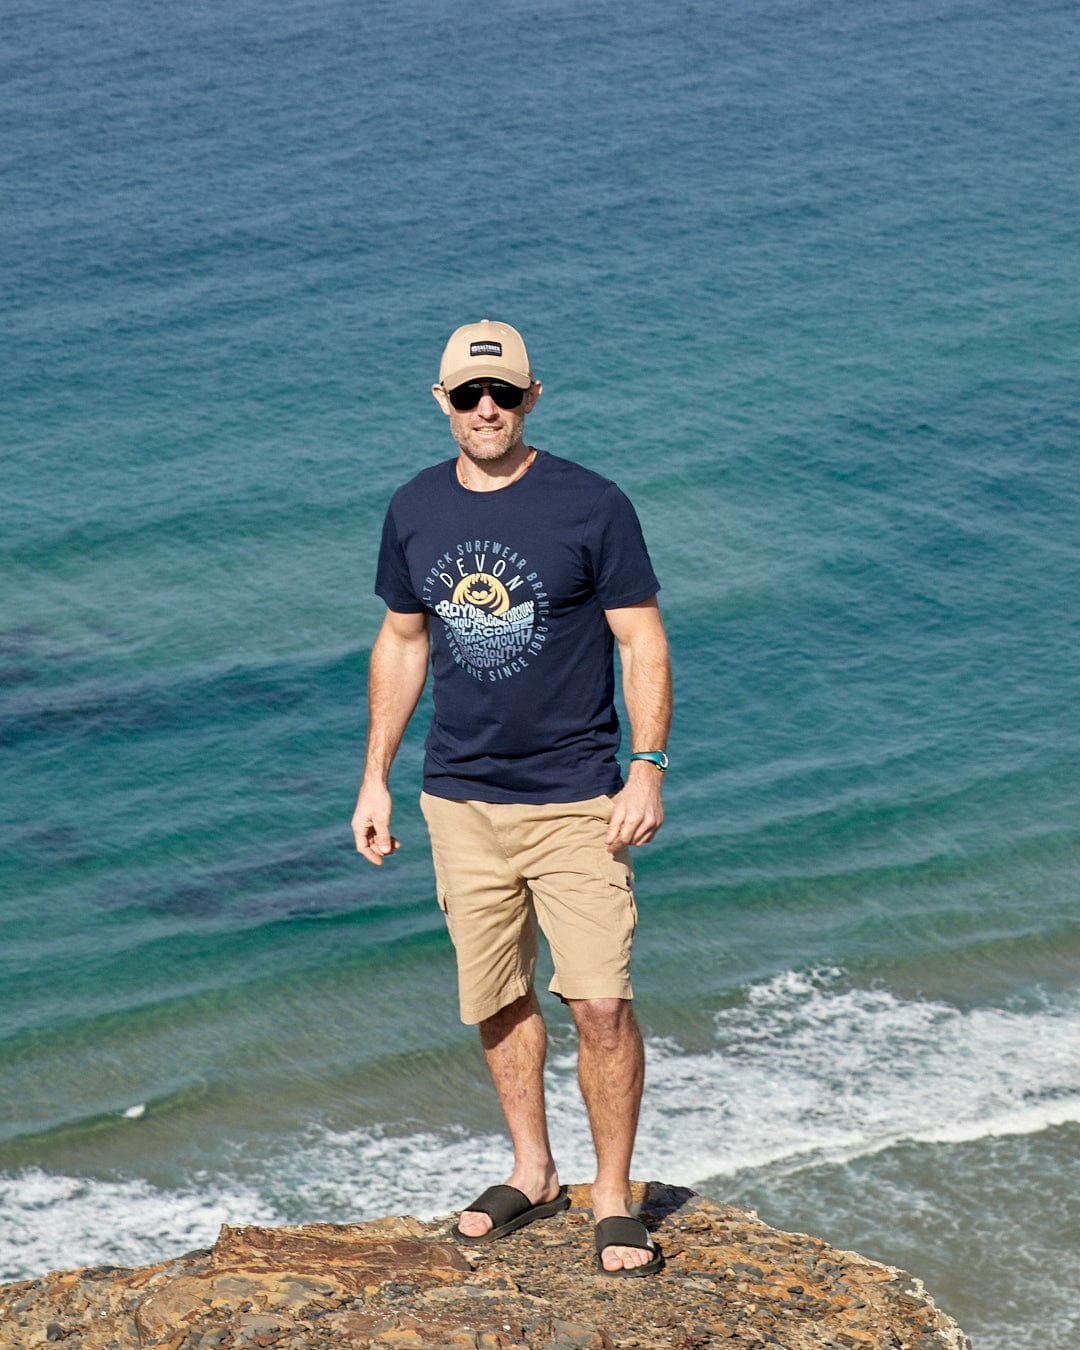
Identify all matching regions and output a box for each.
[594,1215,654,1253]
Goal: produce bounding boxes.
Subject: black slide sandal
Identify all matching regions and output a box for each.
[451,1184,570,1244]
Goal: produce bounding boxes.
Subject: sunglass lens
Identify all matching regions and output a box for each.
[448,382,482,411]
[489,382,525,409]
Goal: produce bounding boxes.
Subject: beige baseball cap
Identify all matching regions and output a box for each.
[438,319,533,391]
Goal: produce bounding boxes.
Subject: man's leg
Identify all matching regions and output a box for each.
[568,996,653,1273]
[420,795,558,1236]
[456,987,563,1239]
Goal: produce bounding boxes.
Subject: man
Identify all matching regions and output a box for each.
[351,320,672,1277]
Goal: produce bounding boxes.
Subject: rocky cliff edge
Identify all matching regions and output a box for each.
[0,1182,972,1350]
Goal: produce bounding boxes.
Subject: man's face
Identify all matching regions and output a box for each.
[432,379,542,462]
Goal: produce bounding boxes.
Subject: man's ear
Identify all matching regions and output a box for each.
[523,380,543,412]
[432,383,452,415]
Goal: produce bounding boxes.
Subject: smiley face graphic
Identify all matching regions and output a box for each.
[452,572,511,616]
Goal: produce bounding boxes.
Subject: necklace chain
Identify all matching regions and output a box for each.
[458,448,536,491]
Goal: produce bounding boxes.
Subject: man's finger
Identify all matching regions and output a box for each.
[374,831,400,858]
[353,818,399,865]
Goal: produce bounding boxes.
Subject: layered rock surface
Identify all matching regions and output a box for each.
[0,1182,971,1350]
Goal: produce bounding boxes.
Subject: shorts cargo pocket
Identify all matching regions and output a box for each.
[434,887,457,947]
[608,855,638,925]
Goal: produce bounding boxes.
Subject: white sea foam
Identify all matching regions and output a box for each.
[0,1169,276,1284]
[631,968,1080,1183]
[3,969,1077,1283]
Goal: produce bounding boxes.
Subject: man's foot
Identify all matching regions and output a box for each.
[591,1184,662,1275]
[594,1215,664,1277]
[453,1181,568,1244]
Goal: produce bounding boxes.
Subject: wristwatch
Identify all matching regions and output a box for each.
[629,750,669,772]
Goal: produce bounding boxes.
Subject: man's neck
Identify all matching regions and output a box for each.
[456,444,537,493]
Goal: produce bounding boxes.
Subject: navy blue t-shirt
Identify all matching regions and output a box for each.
[375,450,660,803]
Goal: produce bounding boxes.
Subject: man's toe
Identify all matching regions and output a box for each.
[601,1244,626,1271]
[456,1209,494,1238]
[601,1243,644,1271]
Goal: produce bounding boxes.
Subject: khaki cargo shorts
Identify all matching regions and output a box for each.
[419,792,637,1025]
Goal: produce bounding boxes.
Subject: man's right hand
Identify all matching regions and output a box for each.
[351,781,401,865]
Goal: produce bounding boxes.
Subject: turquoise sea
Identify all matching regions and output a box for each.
[3,2,1079,1346]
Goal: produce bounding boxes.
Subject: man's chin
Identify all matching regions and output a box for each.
[461,438,517,462]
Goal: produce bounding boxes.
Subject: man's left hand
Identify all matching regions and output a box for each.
[605,764,665,851]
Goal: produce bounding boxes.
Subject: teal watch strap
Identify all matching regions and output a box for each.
[629,751,669,772]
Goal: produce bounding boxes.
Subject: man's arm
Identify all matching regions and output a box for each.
[351,607,431,865]
[604,597,672,852]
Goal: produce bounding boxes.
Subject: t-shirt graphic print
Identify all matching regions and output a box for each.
[427,542,549,682]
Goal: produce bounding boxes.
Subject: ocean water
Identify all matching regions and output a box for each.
[2,1,1079,1347]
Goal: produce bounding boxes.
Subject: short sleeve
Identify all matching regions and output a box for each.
[582,483,660,608]
[374,502,426,613]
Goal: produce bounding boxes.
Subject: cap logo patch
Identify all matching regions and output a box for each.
[470,341,503,357]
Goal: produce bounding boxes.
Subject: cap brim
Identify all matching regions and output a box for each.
[441,363,532,391]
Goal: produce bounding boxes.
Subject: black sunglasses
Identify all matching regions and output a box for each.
[446,379,526,412]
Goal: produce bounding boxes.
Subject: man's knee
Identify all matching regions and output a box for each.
[568,996,638,1049]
